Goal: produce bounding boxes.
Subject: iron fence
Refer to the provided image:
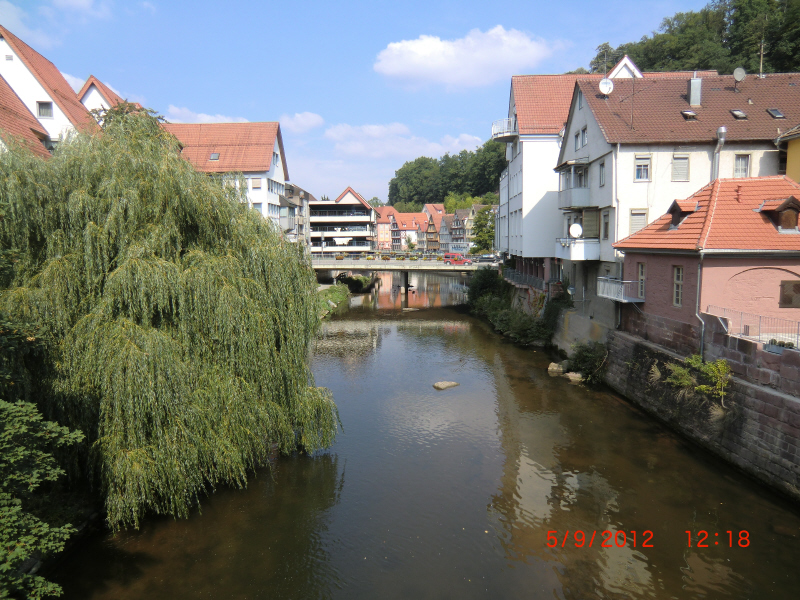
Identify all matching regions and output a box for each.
[706,305,800,347]
[503,268,546,291]
[597,277,644,303]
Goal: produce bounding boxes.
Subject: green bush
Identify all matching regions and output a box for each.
[568,341,608,386]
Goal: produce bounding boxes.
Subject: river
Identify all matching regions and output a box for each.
[52,271,800,599]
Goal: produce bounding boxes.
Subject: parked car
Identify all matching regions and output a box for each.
[443,253,472,265]
[477,254,496,263]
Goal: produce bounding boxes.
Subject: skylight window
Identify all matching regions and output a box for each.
[681,110,697,120]
[767,108,785,119]
[731,109,747,120]
[209,153,220,161]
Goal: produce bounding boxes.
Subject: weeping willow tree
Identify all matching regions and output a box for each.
[0,109,338,530]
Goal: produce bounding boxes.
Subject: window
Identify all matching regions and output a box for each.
[599,162,605,187]
[672,155,689,181]
[37,102,53,118]
[673,266,684,307]
[5,55,12,61]
[581,127,587,147]
[602,211,610,240]
[209,152,220,161]
[734,154,750,178]
[635,156,650,181]
[252,203,262,214]
[574,133,580,151]
[767,108,785,119]
[251,177,262,189]
[730,109,747,120]
[630,210,647,235]
[638,263,646,299]
[578,89,583,109]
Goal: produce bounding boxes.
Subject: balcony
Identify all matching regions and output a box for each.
[492,118,518,142]
[597,277,644,303]
[280,215,296,232]
[557,187,592,210]
[554,237,600,261]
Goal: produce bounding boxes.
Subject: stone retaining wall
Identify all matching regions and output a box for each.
[605,330,800,502]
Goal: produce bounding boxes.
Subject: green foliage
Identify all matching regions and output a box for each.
[392,201,423,213]
[586,0,800,74]
[388,140,505,206]
[568,342,608,386]
[1,400,84,599]
[317,284,349,319]
[368,197,383,207]
[666,354,732,406]
[472,207,495,253]
[336,275,371,293]
[0,107,338,531]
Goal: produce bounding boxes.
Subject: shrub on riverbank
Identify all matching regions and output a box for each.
[0,107,338,531]
[468,268,572,345]
[336,274,372,293]
[318,283,350,318]
[568,341,609,386]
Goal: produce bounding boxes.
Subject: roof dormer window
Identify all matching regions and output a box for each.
[779,207,799,231]
[756,196,800,233]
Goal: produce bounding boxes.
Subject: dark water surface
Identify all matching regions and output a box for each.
[53,273,800,599]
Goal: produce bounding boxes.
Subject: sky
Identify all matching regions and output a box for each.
[1,0,709,202]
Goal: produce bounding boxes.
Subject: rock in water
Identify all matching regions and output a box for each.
[433,381,459,390]
[548,362,564,375]
[565,372,584,384]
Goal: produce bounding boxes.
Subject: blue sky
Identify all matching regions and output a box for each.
[2,0,708,201]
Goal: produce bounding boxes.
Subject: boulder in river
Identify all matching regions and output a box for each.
[547,362,564,375]
[433,381,459,390]
[565,372,584,384]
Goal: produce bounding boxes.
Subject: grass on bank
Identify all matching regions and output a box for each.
[318,284,350,319]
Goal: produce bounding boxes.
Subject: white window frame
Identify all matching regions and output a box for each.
[578,89,583,109]
[634,156,651,182]
[599,162,605,187]
[673,266,684,307]
[602,211,610,240]
[734,154,750,178]
[574,133,580,151]
[251,177,262,189]
[672,154,690,182]
[37,101,53,118]
[581,127,587,147]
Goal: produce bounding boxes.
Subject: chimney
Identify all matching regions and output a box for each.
[688,77,702,107]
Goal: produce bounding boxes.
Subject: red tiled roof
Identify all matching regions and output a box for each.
[615,176,800,253]
[0,74,50,158]
[161,122,288,178]
[0,25,94,131]
[578,74,800,144]
[428,211,443,232]
[395,212,427,231]
[512,70,717,135]
[334,186,372,210]
[77,74,125,106]
[778,122,800,142]
[375,205,398,223]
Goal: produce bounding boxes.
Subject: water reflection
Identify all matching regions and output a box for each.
[350,271,469,311]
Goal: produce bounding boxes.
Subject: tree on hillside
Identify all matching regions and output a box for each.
[0,107,339,531]
[392,201,423,213]
[388,156,440,206]
[368,197,383,207]
[472,207,496,253]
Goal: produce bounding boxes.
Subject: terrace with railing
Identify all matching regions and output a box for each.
[597,277,645,303]
[502,268,546,291]
[706,305,800,347]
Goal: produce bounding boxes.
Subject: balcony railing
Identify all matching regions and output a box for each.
[311,225,370,233]
[557,187,592,209]
[706,305,800,346]
[503,268,546,291]
[554,238,600,261]
[491,118,518,142]
[310,210,370,217]
[597,277,644,303]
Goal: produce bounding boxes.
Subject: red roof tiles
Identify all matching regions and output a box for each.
[0,74,50,158]
[395,212,427,231]
[0,25,94,132]
[578,74,800,144]
[615,177,800,253]
[77,75,125,107]
[375,206,398,223]
[161,122,288,178]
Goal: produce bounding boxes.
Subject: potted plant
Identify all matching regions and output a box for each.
[764,338,784,354]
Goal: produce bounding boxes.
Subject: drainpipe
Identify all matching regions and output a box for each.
[695,253,705,359]
[711,126,726,181]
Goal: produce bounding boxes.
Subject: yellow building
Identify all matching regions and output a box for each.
[778,124,800,183]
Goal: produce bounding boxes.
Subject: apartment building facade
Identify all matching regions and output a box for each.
[309,187,376,254]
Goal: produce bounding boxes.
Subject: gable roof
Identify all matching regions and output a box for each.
[777,122,800,143]
[375,205,398,223]
[394,212,427,231]
[423,203,445,215]
[333,186,372,210]
[512,69,717,136]
[0,74,50,158]
[161,122,288,178]
[77,74,125,107]
[614,176,800,253]
[454,208,470,220]
[0,25,94,131]
[577,73,800,145]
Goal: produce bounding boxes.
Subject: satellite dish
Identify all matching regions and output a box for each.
[569,223,583,238]
[733,67,746,82]
[599,78,614,95]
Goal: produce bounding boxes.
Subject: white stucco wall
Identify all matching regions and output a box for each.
[0,39,73,140]
[80,84,108,113]
[520,135,564,258]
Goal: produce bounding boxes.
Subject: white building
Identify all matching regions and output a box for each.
[309,187,376,254]
[493,57,718,291]
[0,74,51,158]
[0,24,94,145]
[162,122,293,232]
[77,75,127,113]
[552,71,799,332]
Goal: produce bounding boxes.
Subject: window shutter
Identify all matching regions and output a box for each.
[583,209,600,237]
[672,156,689,181]
[630,211,647,235]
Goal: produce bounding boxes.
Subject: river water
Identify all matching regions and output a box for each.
[53,272,800,599]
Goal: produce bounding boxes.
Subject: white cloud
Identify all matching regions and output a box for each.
[280,112,324,134]
[374,25,553,88]
[61,72,85,92]
[0,1,57,48]
[324,122,481,160]
[166,105,248,124]
[51,0,111,18]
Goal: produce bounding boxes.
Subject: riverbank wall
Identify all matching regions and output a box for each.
[603,324,800,503]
